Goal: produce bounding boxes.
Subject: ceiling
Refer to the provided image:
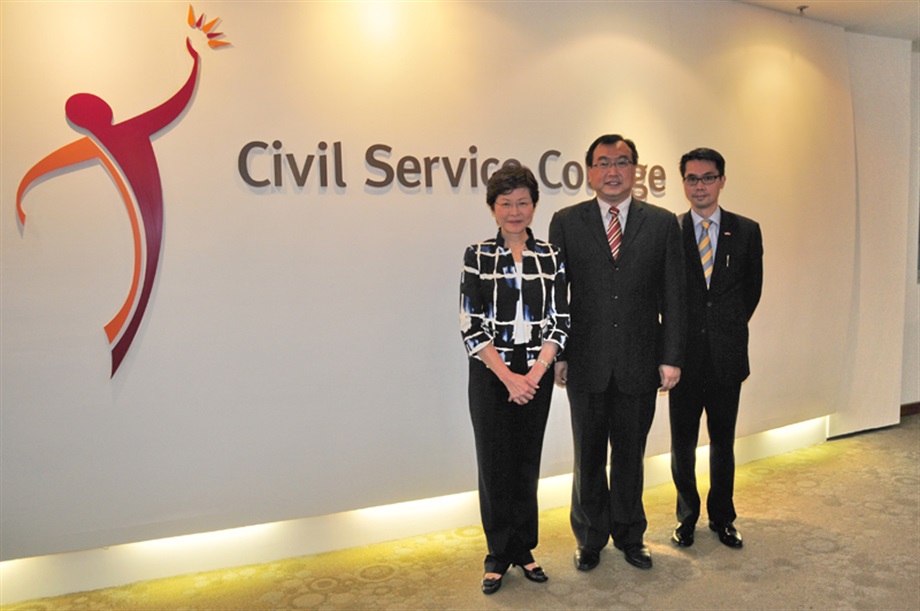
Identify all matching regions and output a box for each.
[736,0,920,45]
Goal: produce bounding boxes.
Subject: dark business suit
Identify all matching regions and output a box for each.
[669,208,763,527]
[549,198,685,550]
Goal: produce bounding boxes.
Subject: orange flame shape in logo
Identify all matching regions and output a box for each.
[188,5,230,48]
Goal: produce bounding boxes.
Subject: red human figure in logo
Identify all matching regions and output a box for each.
[17,38,200,376]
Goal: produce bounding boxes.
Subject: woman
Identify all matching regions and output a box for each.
[459,165,569,594]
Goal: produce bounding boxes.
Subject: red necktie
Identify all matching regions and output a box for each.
[607,206,622,260]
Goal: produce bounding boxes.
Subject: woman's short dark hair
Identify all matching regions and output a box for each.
[486,165,539,210]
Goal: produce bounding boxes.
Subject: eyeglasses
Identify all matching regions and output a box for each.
[683,174,722,186]
[592,158,633,170]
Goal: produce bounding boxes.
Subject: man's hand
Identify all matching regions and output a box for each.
[554,361,568,388]
[659,365,681,391]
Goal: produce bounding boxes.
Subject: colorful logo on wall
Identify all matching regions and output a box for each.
[15,6,229,377]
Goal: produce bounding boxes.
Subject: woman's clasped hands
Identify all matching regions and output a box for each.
[502,368,544,405]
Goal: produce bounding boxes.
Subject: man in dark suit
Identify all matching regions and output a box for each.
[549,134,686,571]
[669,147,763,550]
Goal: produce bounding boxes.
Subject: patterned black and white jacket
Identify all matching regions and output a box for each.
[460,228,569,367]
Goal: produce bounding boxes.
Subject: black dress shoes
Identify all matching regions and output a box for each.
[574,547,600,571]
[621,544,653,569]
[672,522,695,547]
[518,564,549,583]
[710,522,743,548]
[481,573,503,595]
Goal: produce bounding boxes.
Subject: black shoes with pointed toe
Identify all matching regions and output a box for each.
[481,572,503,595]
[481,562,548,594]
[519,564,548,583]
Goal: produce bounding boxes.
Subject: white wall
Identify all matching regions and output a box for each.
[903,47,920,407]
[827,32,913,436]
[0,0,910,563]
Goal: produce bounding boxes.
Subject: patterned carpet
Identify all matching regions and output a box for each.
[4,415,919,610]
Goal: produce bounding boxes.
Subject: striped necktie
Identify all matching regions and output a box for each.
[699,219,713,287]
[607,206,622,260]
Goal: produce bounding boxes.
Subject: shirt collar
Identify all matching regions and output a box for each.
[495,226,536,251]
[598,195,632,216]
[690,206,721,228]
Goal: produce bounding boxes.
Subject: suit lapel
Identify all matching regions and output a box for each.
[580,199,616,264]
[681,212,707,289]
[710,210,736,292]
[580,198,651,266]
[621,200,646,258]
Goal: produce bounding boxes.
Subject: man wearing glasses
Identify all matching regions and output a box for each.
[549,134,685,572]
[669,148,763,550]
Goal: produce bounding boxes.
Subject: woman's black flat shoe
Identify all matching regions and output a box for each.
[481,574,503,594]
[519,564,548,583]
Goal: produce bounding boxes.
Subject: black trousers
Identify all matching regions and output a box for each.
[468,346,553,572]
[669,370,742,527]
[568,373,656,551]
